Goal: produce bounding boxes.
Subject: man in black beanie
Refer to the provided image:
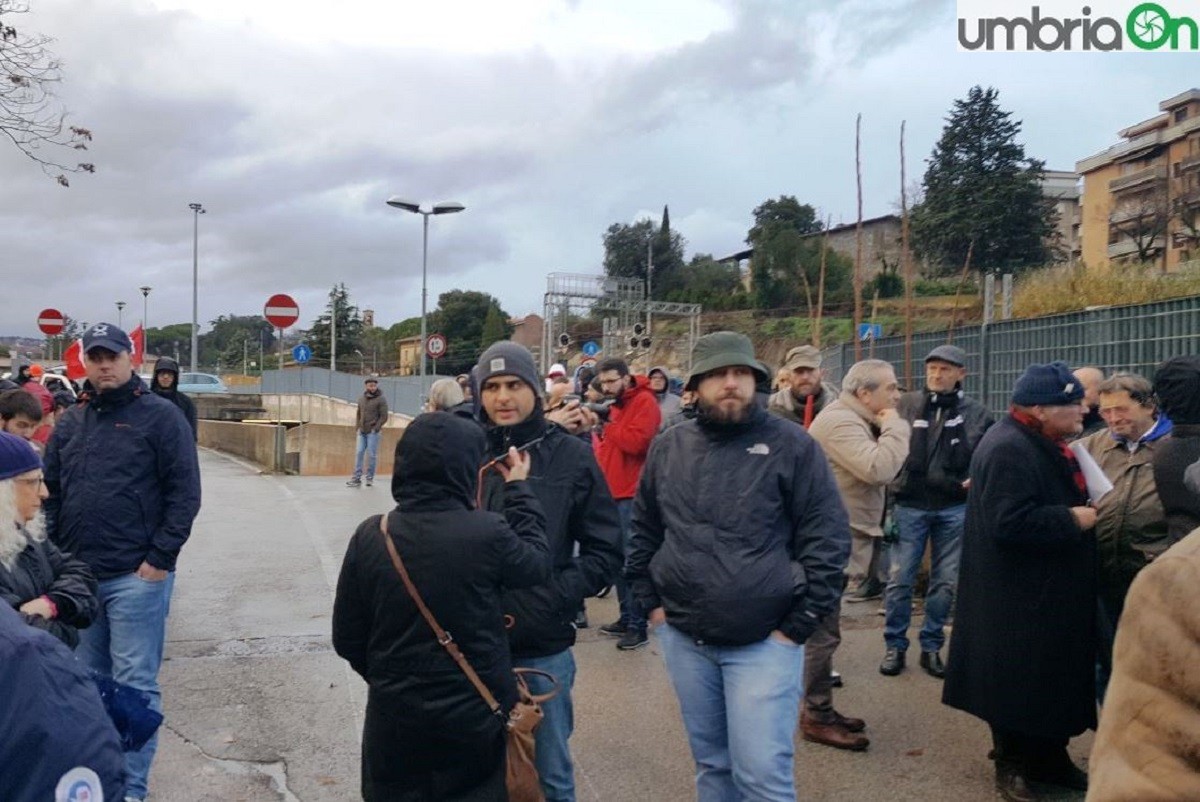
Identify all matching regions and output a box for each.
[943,361,1096,801]
[474,341,622,802]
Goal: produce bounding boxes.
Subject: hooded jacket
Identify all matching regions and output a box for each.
[332,412,549,799]
[44,373,202,578]
[356,386,389,434]
[0,532,97,648]
[1153,356,1200,543]
[596,375,661,499]
[0,604,126,802]
[648,366,682,430]
[479,403,623,659]
[627,404,851,646]
[150,357,198,440]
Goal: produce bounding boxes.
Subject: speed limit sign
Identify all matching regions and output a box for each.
[425,333,448,360]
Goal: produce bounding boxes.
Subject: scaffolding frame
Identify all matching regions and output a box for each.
[541,273,702,374]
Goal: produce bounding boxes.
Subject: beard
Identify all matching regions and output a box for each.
[0,511,44,571]
[697,393,754,425]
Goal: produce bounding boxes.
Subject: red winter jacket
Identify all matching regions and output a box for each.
[597,375,661,500]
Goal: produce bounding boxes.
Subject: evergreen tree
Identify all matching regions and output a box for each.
[307,283,363,366]
[911,86,1056,273]
[479,304,507,351]
[602,212,686,295]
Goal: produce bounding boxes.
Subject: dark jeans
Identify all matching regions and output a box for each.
[884,504,964,652]
[614,498,646,633]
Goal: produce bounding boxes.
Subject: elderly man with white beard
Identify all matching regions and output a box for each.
[0,430,98,649]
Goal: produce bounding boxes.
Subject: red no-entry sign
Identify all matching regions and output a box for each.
[37,308,65,335]
[263,294,300,329]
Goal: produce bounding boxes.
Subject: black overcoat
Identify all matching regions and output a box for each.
[943,415,1097,738]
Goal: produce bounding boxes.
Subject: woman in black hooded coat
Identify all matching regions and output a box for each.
[333,412,549,801]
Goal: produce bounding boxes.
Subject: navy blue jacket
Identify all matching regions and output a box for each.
[44,374,202,578]
[0,603,125,801]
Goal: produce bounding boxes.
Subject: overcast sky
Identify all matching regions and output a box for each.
[1,0,1191,338]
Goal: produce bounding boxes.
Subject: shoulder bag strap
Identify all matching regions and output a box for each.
[378,513,504,717]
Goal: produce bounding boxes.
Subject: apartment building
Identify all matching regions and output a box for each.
[1076,89,1200,270]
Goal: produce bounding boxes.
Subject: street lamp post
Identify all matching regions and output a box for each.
[189,202,206,372]
[385,197,465,398]
[139,287,151,358]
[116,301,126,329]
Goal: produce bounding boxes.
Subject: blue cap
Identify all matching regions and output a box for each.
[82,322,132,354]
[1012,361,1085,407]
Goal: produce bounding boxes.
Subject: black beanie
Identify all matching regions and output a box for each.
[475,342,542,398]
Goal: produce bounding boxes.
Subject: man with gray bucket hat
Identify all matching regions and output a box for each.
[628,331,850,800]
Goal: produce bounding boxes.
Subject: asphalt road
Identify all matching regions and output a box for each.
[148,449,1091,801]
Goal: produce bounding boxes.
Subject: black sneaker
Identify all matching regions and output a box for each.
[879,648,906,676]
[365,479,373,487]
[346,479,362,487]
[616,630,648,650]
[598,621,626,637]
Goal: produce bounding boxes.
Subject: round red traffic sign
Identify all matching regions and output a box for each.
[37,308,65,335]
[425,333,447,359]
[263,294,300,329]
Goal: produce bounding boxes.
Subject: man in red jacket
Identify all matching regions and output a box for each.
[593,358,661,650]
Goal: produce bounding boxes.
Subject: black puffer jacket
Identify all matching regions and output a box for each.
[480,406,623,659]
[332,412,549,799]
[0,534,97,648]
[150,357,198,440]
[628,404,850,646]
[1153,356,1200,542]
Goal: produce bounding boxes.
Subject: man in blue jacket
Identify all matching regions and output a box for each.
[44,322,201,802]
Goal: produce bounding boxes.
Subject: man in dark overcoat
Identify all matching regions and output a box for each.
[942,361,1097,802]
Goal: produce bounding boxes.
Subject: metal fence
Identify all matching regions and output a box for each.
[256,368,427,416]
[819,295,1200,415]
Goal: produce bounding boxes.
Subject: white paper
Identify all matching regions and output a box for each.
[1068,441,1114,504]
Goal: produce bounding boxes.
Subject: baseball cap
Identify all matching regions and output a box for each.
[783,345,822,371]
[82,323,132,354]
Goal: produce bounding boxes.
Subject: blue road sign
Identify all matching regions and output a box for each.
[292,344,312,364]
[582,340,600,357]
[858,324,883,341]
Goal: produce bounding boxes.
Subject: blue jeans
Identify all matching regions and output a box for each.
[613,499,646,632]
[515,649,577,802]
[352,431,381,482]
[658,624,804,802]
[78,571,172,800]
[884,504,964,653]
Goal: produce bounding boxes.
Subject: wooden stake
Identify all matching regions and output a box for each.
[901,120,914,387]
[947,241,975,344]
[854,113,864,362]
[815,215,831,349]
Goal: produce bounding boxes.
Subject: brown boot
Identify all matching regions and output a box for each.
[995,761,1038,802]
[830,710,866,733]
[801,711,870,751]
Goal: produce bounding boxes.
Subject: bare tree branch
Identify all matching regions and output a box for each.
[0,0,93,186]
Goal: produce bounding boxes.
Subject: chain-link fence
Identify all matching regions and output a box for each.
[818,295,1200,415]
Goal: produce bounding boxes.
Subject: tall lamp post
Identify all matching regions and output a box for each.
[384,197,465,396]
[189,202,206,372]
[116,301,126,329]
[139,284,152,338]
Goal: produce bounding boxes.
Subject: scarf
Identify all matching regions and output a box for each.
[1009,407,1087,497]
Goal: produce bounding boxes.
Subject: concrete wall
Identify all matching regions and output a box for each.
[258,394,408,427]
[286,423,407,476]
[199,421,279,469]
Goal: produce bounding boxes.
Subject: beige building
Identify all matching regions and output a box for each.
[1076,88,1200,270]
[1042,170,1082,264]
[396,335,421,376]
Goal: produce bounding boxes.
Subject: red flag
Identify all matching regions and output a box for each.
[64,339,86,381]
[130,324,144,368]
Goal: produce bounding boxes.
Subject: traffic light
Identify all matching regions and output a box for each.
[558,332,571,347]
[640,337,652,349]
[632,323,645,336]
[629,336,640,349]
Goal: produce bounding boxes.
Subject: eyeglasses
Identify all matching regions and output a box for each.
[13,477,46,488]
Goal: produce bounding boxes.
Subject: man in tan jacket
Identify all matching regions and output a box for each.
[803,359,910,750]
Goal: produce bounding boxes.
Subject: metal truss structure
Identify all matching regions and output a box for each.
[541,273,702,374]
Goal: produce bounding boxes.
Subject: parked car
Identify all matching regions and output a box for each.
[178,372,229,394]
